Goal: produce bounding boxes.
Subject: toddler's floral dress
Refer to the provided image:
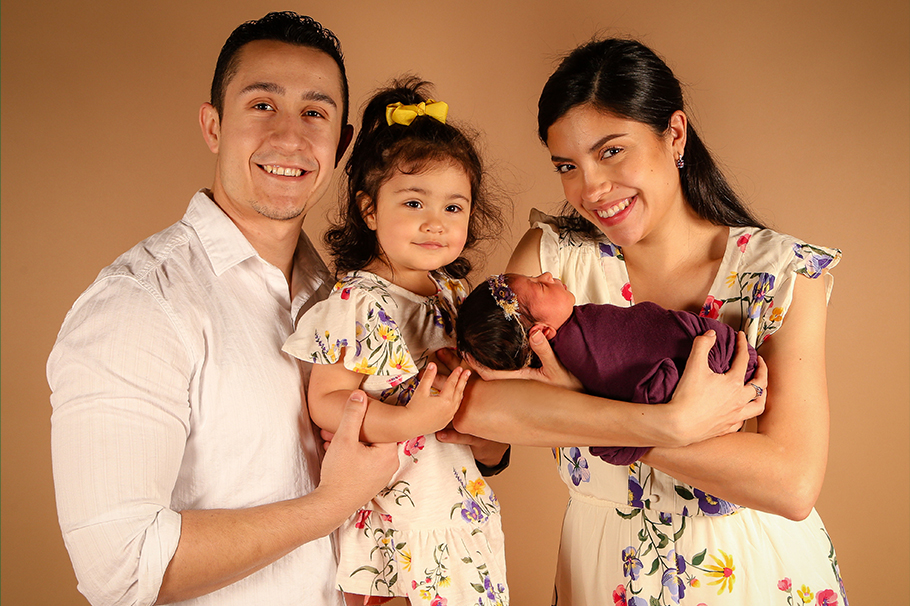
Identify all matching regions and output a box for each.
[283,270,509,605]
[531,211,847,606]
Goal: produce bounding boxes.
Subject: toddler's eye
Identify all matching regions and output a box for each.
[445,204,463,213]
[404,200,422,209]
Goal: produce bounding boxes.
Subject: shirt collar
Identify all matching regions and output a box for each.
[183,190,259,277]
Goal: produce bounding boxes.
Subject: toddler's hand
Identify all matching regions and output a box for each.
[405,363,470,436]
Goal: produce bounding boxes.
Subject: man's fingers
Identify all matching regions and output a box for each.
[334,390,368,442]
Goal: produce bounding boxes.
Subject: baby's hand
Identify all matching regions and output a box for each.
[404,363,470,436]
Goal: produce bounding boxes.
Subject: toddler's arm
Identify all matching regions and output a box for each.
[308,358,470,443]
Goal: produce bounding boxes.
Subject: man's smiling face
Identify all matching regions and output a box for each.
[202,39,348,224]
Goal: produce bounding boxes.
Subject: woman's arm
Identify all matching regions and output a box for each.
[641,275,830,520]
[454,330,766,448]
[505,227,544,275]
[453,227,766,448]
[308,358,469,444]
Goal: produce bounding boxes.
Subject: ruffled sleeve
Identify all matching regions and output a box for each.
[282,277,419,378]
[724,229,842,344]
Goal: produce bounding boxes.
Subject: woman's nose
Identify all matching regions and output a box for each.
[580,170,612,204]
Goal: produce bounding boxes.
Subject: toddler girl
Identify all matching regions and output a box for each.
[283,78,509,605]
[456,272,759,465]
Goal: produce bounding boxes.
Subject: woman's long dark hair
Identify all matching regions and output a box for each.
[325,76,504,279]
[538,38,765,234]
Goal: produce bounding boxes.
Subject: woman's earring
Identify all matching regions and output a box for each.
[676,154,685,169]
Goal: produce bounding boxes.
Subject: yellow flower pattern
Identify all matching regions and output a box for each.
[704,550,736,594]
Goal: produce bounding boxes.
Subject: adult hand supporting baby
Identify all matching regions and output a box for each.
[668,330,768,445]
[466,329,584,392]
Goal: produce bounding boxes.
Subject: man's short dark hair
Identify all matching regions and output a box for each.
[210,11,349,126]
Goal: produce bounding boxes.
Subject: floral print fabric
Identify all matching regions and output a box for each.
[531,211,846,606]
[283,271,509,604]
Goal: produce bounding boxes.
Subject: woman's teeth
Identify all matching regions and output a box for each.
[596,198,631,218]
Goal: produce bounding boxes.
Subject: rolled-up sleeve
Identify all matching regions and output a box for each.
[49,275,191,606]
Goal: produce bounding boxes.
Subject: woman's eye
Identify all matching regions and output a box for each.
[601,147,622,159]
[554,163,575,174]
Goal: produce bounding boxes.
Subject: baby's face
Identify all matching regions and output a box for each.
[508,273,576,330]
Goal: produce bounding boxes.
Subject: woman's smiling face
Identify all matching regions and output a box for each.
[545,104,687,248]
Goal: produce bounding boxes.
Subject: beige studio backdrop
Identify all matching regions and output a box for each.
[2,0,908,604]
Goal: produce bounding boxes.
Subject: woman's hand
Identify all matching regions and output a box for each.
[668,330,767,445]
[469,329,584,392]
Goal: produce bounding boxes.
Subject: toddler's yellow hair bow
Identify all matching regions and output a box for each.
[385,100,448,126]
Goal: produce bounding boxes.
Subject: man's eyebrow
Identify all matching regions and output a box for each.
[239,81,284,96]
[303,90,337,108]
[238,82,337,109]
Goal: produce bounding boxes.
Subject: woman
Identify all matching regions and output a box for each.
[451,39,846,604]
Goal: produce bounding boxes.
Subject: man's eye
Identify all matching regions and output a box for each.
[304,109,325,118]
[253,102,274,111]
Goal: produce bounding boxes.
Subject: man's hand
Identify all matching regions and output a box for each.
[318,391,398,508]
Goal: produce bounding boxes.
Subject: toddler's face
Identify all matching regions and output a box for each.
[508,273,576,331]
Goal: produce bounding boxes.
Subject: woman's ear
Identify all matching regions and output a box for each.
[530,323,557,341]
[667,110,688,158]
[357,193,376,230]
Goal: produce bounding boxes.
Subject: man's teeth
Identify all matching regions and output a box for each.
[264,165,304,177]
[596,198,631,218]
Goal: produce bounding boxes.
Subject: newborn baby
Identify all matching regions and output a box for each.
[456,273,759,464]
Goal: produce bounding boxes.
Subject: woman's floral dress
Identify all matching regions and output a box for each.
[531,211,847,606]
[282,270,509,605]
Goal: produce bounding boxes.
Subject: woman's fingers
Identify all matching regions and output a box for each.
[744,355,768,417]
[687,329,717,369]
[728,331,750,377]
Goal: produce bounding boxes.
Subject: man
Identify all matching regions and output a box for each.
[48,13,398,605]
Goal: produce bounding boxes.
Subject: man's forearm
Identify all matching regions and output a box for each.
[156,488,345,604]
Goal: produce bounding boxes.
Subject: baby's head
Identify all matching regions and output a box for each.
[325,76,503,279]
[456,273,576,370]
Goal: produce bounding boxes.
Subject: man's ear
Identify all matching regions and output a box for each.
[531,323,557,341]
[199,102,221,154]
[335,124,354,167]
[358,192,376,230]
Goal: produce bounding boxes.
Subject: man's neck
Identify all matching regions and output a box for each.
[206,190,303,284]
